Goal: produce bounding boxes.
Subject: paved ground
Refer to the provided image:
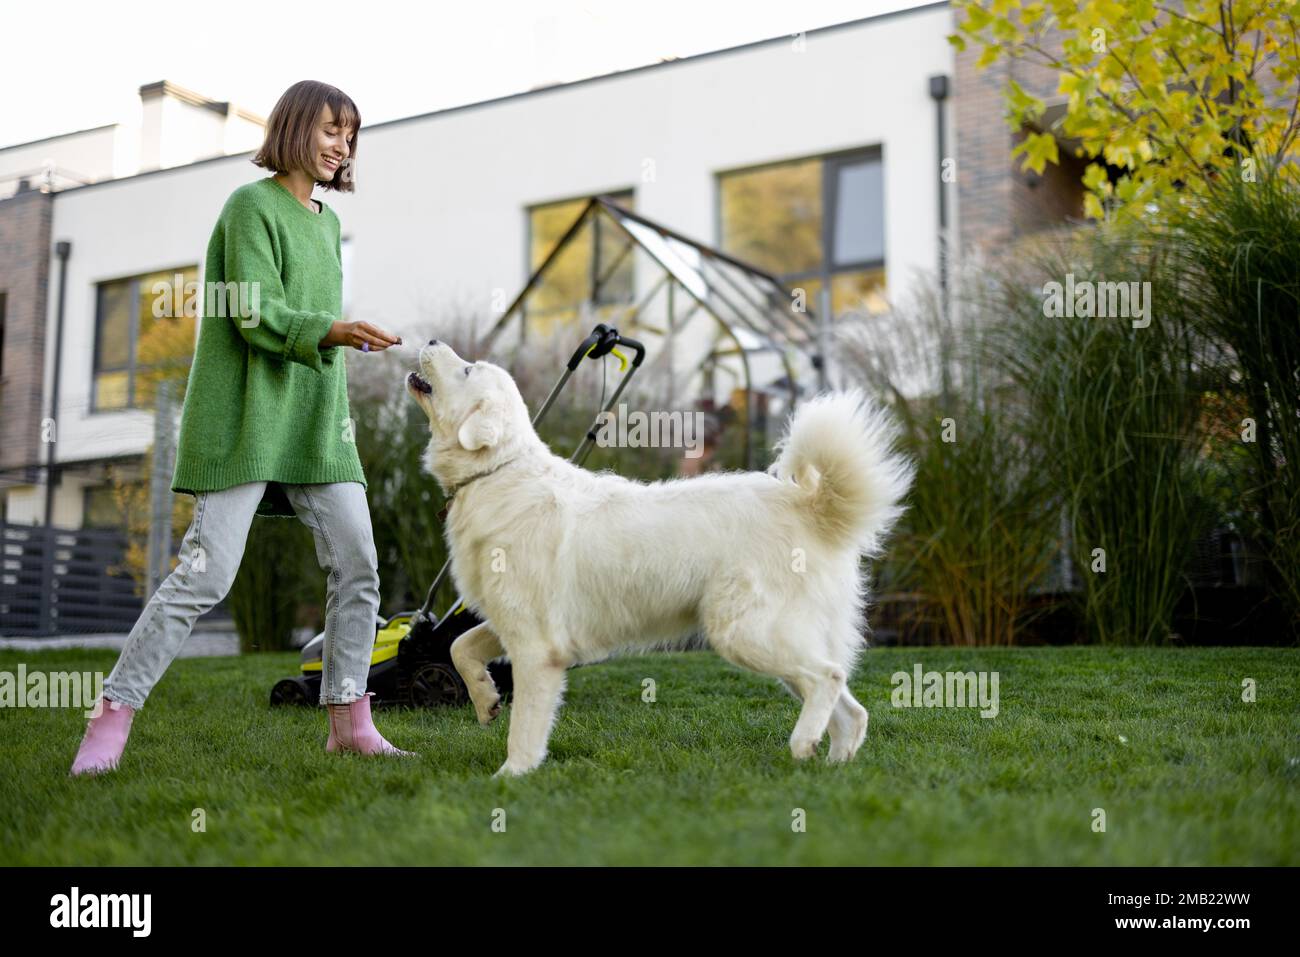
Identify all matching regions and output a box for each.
[0,620,321,655]
[0,626,240,657]
[0,631,239,655]
[0,629,239,657]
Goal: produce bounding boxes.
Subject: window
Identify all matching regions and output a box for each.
[93,267,198,411]
[83,482,138,529]
[718,149,886,321]
[525,190,635,334]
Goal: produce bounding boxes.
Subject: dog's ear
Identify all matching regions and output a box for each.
[457,397,504,451]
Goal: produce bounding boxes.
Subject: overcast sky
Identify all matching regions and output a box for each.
[1,0,925,149]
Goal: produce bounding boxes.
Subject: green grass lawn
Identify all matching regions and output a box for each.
[0,645,1296,865]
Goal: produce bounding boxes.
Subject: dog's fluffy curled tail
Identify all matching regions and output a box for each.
[769,389,914,556]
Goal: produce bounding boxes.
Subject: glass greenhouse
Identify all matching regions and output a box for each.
[480,195,826,470]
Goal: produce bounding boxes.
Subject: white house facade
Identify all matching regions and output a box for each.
[5,3,963,528]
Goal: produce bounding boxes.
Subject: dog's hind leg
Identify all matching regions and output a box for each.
[783,667,866,762]
[827,689,869,763]
[705,581,843,761]
[451,622,505,726]
[730,644,844,761]
[783,658,849,761]
[823,615,869,762]
[785,676,861,760]
[495,647,569,777]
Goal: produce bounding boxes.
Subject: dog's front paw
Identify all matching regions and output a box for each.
[790,734,820,761]
[492,761,531,778]
[473,691,502,726]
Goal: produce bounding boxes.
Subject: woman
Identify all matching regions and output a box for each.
[71,80,412,775]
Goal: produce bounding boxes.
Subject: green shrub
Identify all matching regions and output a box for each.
[840,283,1060,645]
[987,223,1217,644]
[1163,166,1300,635]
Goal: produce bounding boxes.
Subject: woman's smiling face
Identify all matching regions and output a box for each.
[311,104,354,183]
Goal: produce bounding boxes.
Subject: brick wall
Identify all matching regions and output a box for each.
[952,14,1295,256]
[953,21,1075,259]
[0,187,52,483]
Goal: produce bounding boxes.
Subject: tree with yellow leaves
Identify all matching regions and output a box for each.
[952,0,1300,219]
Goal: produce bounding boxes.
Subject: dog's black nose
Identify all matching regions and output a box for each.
[428,338,438,346]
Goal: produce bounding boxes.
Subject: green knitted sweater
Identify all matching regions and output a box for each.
[171,176,366,518]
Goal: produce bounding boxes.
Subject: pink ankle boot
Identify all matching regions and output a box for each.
[70,697,136,776]
[325,693,415,757]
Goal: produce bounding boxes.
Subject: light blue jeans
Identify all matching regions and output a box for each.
[103,481,380,709]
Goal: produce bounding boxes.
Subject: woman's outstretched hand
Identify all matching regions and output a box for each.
[321,320,403,352]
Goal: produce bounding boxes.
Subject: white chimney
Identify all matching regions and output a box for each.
[137,81,265,172]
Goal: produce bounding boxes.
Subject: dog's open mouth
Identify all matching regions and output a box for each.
[407,372,433,395]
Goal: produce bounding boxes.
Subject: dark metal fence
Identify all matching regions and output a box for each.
[0,521,144,635]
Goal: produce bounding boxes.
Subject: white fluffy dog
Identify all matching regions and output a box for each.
[406,339,914,776]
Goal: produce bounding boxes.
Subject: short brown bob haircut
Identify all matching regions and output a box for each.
[253,80,360,192]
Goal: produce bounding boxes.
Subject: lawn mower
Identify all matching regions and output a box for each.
[270,322,646,709]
